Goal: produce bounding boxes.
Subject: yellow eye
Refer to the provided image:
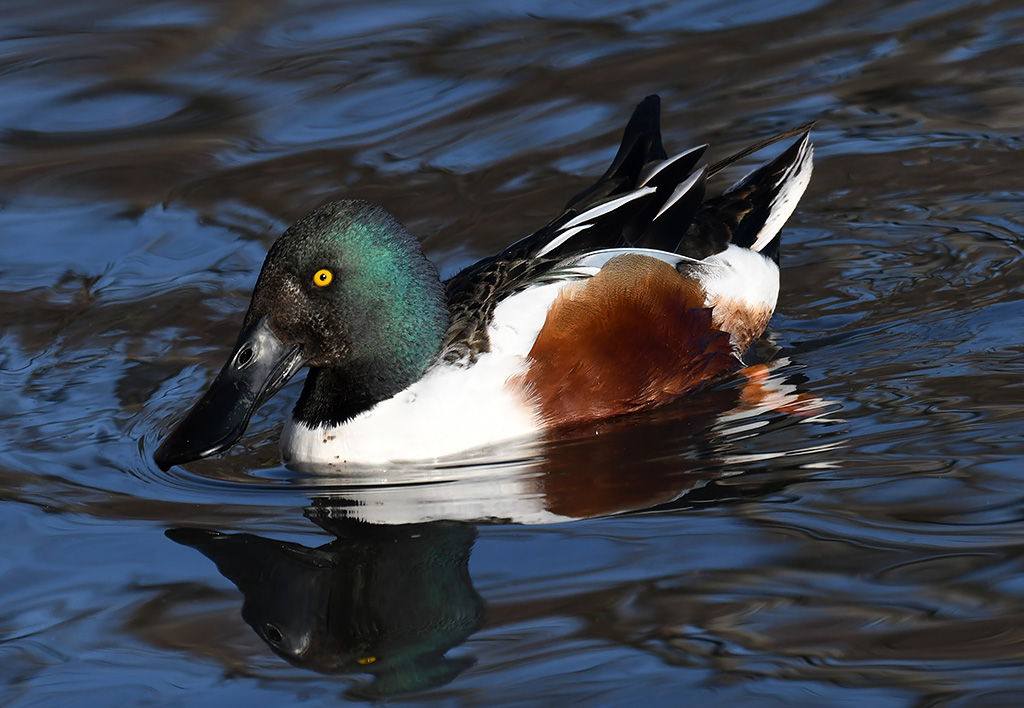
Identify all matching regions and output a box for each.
[358,656,376,665]
[313,269,333,287]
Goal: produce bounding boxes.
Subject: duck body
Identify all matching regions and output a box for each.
[154,96,813,471]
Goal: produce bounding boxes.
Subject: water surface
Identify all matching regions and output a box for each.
[2,0,1024,705]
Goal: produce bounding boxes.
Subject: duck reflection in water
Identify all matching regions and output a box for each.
[168,509,483,698]
[166,368,830,696]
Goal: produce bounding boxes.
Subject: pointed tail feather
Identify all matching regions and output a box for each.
[707,121,816,178]
[563,95,668,212]
[676,127,814,262]
[722,130,814,257]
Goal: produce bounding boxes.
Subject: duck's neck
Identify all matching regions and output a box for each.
[293,365,407,427]
[292,272,450,428]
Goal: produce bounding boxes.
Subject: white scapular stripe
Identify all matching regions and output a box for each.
[654,166,707,220]
[638,143,707,187]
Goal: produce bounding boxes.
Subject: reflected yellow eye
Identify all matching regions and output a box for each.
[358,656,376,665]
[313,269,333,287]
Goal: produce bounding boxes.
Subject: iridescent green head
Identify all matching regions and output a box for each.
[252,201,446,368]
[249,200,449,423]
[153,200,448,469]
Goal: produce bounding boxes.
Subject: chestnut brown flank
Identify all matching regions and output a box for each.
[516,253,740,427]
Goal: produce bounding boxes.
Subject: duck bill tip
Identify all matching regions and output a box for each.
[152,317,305,470]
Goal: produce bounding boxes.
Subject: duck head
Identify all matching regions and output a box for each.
[154,200,448,470]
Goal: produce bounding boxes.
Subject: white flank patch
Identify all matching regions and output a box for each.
[280,281,568,466]
[699,244,780,314]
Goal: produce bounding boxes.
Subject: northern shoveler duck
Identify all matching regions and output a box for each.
[154,95,813,470]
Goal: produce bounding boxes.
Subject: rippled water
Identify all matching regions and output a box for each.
[2,0,1024,705]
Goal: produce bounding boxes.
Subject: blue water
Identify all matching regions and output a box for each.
[2,0,1024,705]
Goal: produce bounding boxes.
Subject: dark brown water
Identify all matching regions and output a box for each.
[3,0,1024,705]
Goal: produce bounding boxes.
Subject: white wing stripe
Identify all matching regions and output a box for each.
[653,165,707,221]
[558,246,707,272]
[638,144,707,187]
[559,186,656,230]
[534,223,593,258]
